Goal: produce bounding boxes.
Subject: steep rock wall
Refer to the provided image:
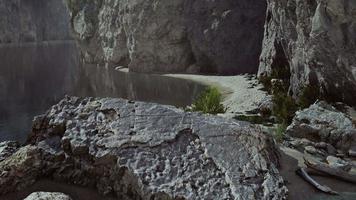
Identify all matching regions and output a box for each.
[0,0,71,43]
[184,0,266,74]
[66,0,267,74]
[259,0,356,106]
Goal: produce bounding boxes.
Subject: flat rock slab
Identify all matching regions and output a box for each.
[5,96,286,199]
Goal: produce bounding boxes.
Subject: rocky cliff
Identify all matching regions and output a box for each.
[0,0,71,43]
[259,0,356,106]
[65,0,266,74]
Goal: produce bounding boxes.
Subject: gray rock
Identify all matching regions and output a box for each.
[257,96,273,116]
[326,156,352,172]
[0,145,42,194]
[304,146,326,157]
[259,0,356,106]
[16,96,287,199]
[65,0,266,74]
[24,192,72,200]
[286,101,356,152]
[0,141,20,162]
[0,0,71,43]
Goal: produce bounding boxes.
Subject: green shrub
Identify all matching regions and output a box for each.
[275,123,287,142]
[272,91,298,124]
[298,85,320,109]
[192,87,226,114]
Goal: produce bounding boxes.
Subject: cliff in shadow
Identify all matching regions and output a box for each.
[0,0,71,43]
[65,0,266,75]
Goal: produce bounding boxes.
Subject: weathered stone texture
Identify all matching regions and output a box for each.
[286,101,356,152]
[1,96,287,199]
[259,0,356,106]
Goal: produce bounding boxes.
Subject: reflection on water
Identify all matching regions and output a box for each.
[0,42,79,142]
[0,42,205,143]
[75,65,204,107]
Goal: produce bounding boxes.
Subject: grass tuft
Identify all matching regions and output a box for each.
[275,123,287,142]
[191,87,226,115]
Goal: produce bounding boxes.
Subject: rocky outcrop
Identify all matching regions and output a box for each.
[259,0,356,106]
[0,145,43,194]
[24,192,72,200]
[66,0,266,74]
[286,101,356,153]
[0,141,20,162]
[0,0,71,43]
[1,96,287,199]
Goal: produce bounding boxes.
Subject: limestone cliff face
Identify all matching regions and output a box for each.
[65,0,266,74]
[259,0,356,106]
[0,0,71,43]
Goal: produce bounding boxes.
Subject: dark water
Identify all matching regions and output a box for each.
[0,41,205,143]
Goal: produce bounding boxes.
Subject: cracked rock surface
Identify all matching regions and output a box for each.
[1,96,287,199]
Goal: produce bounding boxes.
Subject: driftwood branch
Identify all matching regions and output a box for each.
[304,158,356,184]
[296,167,338,195]
[303,168,329,177]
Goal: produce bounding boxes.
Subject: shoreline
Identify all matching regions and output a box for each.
[116,67,269,117]
[163,73,268,117]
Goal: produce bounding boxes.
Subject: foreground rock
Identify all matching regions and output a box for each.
[0,141,20,162]
[0,145,43,194]
[286,101,356,153]
[66,0,266,74]
[24,192,72,200]
[1,96,287,199]
[259,0,356,106]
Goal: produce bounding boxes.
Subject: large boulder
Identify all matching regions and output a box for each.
[0,96,287,199]
[259,0,356,106]
[0,0,71,43]
[65,0,266,74]
[286,101,356,152]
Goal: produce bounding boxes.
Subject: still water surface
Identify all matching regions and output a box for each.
[0,42,205,143]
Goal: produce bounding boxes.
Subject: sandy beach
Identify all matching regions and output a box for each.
[164,73,268,117]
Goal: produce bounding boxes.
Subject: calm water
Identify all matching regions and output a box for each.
[0,42,205,143]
